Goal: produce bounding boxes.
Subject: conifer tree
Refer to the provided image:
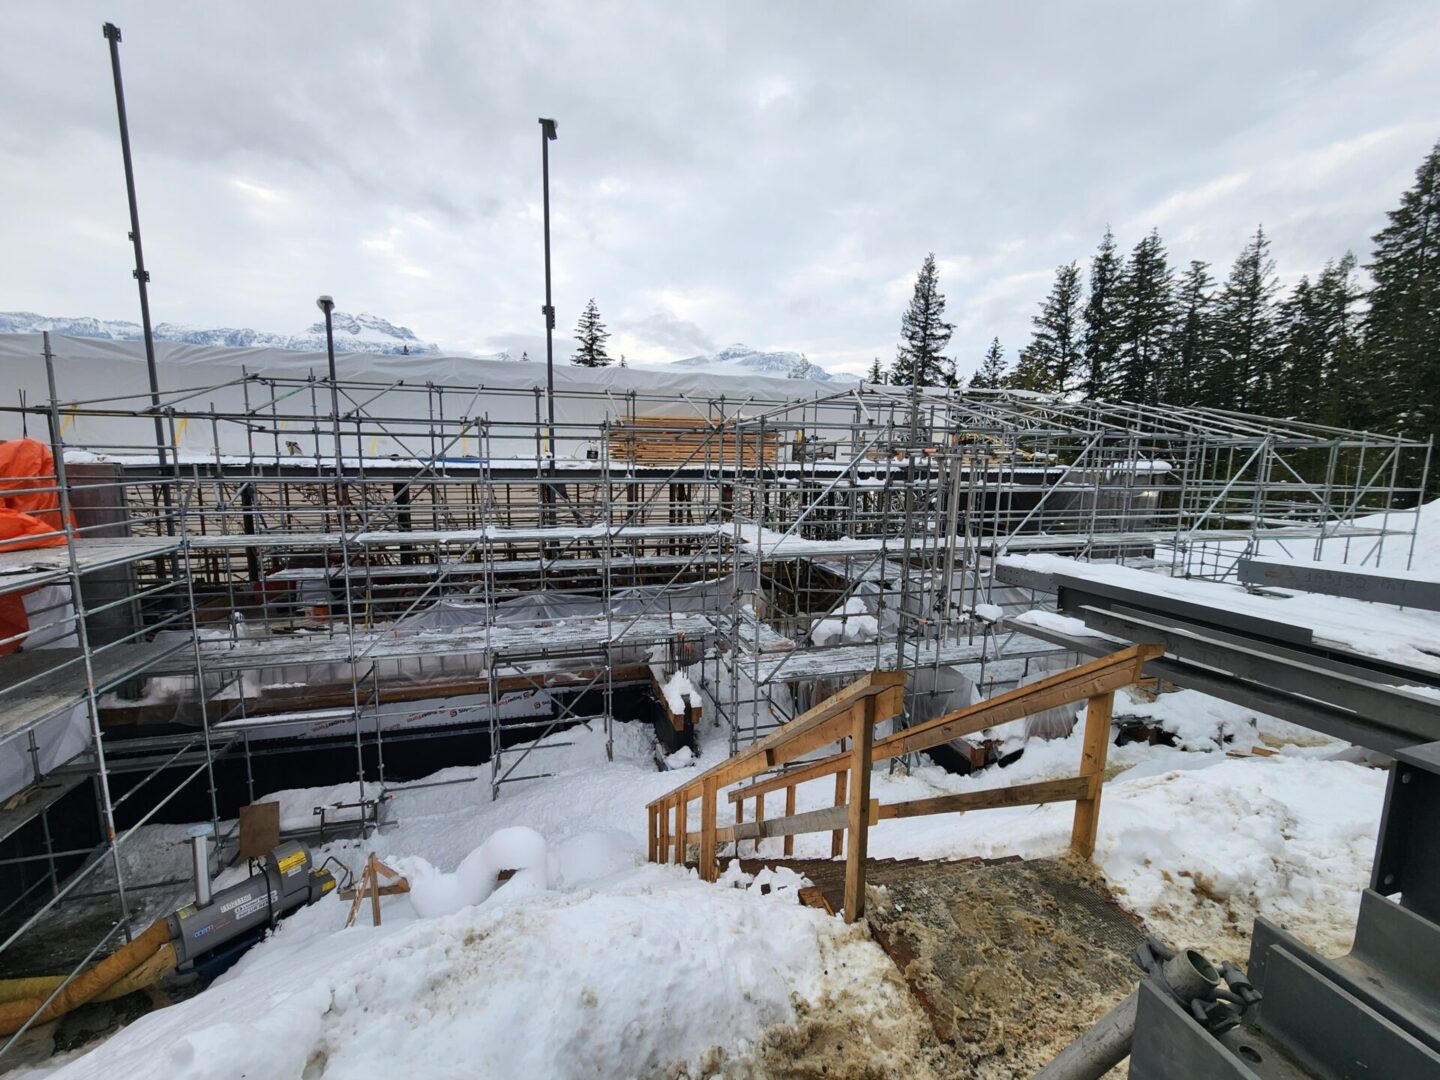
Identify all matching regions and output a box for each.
[1113,229,1175,403]
[866,356,886,384]
[1164,261,1215,406]
[893,253,954,386]
[1363,139,1440,438]
[571,299,612,367]
[1082,228,1123,398]
[1002,347,1052,392]
[970,338,1007,389]
[1208,227,1280,412]
[1027,263,1083,392]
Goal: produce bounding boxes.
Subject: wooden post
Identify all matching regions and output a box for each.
[783,783,797,857]
[659,799,670,864]
[647,806,657,862]
[367,853,383,927]
[753,791,765,858]
[700,777,718,882]
[831,769,847,857]
[676,793,688,865]
[842,698,875,923]
[1070,690,1115,859]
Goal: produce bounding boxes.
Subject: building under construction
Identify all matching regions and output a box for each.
[0,329,1433,1067]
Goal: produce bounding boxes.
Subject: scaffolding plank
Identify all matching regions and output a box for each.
[174,612,724,672]
[747,639,1053,683]
[0,638,190,745]
[0,537,178,598]
[0,769,87,845]
[264,552,706,582]
[187,523,724,550]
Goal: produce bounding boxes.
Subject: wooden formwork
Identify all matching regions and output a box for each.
[610,416,778,468]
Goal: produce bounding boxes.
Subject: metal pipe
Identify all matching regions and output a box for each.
[1033,948,1220,1080]
[187,825,213,907]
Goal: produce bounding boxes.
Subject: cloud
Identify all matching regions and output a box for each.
[0,0,1436,373]
[618,310,716,357]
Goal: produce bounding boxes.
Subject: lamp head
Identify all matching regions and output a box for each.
[316,295,334,313]
[539,118,558,141]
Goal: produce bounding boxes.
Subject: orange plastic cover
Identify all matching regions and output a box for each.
[0,438,68,553]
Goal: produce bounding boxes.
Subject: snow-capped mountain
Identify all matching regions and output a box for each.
[665,343,849,382]
[0,311,440,356]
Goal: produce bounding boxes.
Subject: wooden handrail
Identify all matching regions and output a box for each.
[646,671,905,920]
[727,643,1161,804]
[645,669,905,810]
[646,644,1161,923]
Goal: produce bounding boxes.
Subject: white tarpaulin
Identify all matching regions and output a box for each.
[0,333,850,461]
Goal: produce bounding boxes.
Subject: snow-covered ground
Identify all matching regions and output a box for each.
[19,681,1387,1079]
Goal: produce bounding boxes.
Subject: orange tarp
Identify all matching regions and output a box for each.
[0,439,69,655]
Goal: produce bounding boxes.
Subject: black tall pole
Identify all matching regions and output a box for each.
[102,23,169,483]
[539,117,558,527]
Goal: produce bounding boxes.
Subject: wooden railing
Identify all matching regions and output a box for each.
[647,644,1162,922]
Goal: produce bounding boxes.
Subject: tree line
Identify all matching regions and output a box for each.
[872,138,1440,444]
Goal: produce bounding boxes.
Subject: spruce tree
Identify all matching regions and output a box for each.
[1363,139,1440,438]
[866,356,886,384]
[571,299,612,367]
[1027,262,1083,392]
[1113,229,1175,403]
[1002,347,1052,392]
[1165,261,1215,406]
[970,338,1008,389]
[1081,228,1123,398]
[893,253,954,386]
[1208,227,1280,412]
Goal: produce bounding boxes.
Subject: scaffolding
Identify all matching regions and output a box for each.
[0,332,1430,1056]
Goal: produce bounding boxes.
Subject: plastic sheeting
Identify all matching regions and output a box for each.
[0,586,86,804]
[0,333,845,461]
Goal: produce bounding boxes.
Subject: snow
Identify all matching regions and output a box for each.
[34,723,919,1080]
[643,342,854,383]
[659,670,698,714]
[0,310,440,356]
[808,596,879,646]
[28,687,1389,1076]
[1000,551,1440,674]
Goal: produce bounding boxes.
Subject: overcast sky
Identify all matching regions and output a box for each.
[2,2,1438,377]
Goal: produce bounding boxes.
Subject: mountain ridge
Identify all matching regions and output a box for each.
[0,310,440,356]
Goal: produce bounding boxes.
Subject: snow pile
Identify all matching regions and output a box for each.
[42,865,892,1080]
[397,826,549,918]
[809,597,879,646]
[1118,688,1266,750]
[659,669,699,714]
[716,860,813,899]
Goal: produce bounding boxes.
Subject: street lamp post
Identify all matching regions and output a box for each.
[102,22,172,529]
[316,295,368,807]
[539,117,558,528]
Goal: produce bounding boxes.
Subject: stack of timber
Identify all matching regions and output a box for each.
[610,416,778,467]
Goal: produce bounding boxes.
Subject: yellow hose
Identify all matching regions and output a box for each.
[0,942,176,1006]
[0,920,174,1035]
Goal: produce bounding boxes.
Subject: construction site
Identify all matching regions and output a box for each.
[0,326,1437,1078]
